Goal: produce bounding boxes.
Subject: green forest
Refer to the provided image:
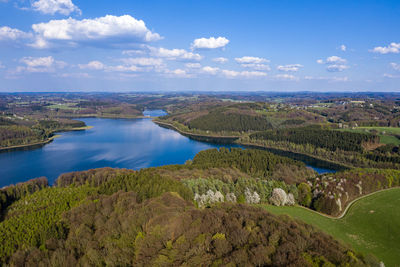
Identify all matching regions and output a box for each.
[250,126,379,152]
[0,148,387,266]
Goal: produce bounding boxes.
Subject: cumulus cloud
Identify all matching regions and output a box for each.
[317,56,348,72]
[326,64,349,72]
[17,56,66,72]
[78,58,164,73]
[163,68,192,78]
[31,0,81,16]
[185,63,201,68]
[78,60,105,70]
[390,62,400,71]
[59,72,90,78]
[201,66,220,75]
[212,57,228,63]
[149,47,202,61]
[121,49,147,56]
[277,64,303,72]
[326,56,347,64]
[30,15,161,49]
[235,56,269,64]
[221,69,267,78]
[371,42,400,54]
[241,63,270,71]
[274,74,298,80]
[304,76,349,82]
[0,26,32,41]
[235,56,270,71]
[191,36,229,50]
[120,57,163,67]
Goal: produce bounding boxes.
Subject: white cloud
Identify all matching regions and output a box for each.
[107,65,142,73]
[383,73,400,78]
[221,69,267,78]
[31,0,81,16]
[326,56,347,64]
[235,56,269,64]
[59,72,90,78]
[30,15,161,49]
[78,58,163,73]
[304,76,349,82]
[0,26,32,41]
[332,76,349,82]
[390,63,400,71]
[274,74,298,80]
[149,47,202,61]
[202,66,220,75]
[241,63,271,71]
[277,64,303,72]
[185,63,201,68]
[191,36,229,50]
[340,44,346,51]
[326,64,349,72]
[18,56,66,72]
[163,68,192,78]
[120,57,163,67]
[317,56,348,72]
[371,43,400,54]
[78,61,105,70]
[212,57,228,63]
[122,49,147,56]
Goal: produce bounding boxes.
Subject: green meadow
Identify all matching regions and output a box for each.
[262,188,400,267]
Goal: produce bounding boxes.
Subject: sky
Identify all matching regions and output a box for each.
[0,0,399,92]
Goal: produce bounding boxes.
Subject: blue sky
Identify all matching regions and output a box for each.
[0,0,399,92]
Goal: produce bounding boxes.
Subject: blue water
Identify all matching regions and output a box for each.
[0,117,242,187]
[143,109,167,117]
[0,114,333,187]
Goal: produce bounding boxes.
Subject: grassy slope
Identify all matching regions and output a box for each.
[339,127,400,145]
[262,188,400,266]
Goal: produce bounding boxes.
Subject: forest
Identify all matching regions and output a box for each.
[1,146,396,265]
[0,118,87,148]
[250,126,379,152]
[0,168,378,267]
[187,110,273,132]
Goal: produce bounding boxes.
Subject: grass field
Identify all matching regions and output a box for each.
[46,103,81,110]
[339,126,400,145]
[262,188,400,267]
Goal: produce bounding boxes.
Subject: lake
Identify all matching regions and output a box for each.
[0,112,334,187]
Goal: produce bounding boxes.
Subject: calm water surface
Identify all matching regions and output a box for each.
[0,111,333,187]
[0,117,240,187]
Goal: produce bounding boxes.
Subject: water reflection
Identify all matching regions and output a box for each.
[0,117,235,186]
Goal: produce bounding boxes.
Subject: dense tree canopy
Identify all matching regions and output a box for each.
[5,192,375,266]
[188,111,273,132]
[250,126,379,152]
[192,148,308,181]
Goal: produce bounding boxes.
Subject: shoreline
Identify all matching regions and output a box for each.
[153,120,240,142]
[240,142,351,170]
[154,119,349,170]
[0,125,93,152]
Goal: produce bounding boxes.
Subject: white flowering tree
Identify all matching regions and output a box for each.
[269,188,288,206]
